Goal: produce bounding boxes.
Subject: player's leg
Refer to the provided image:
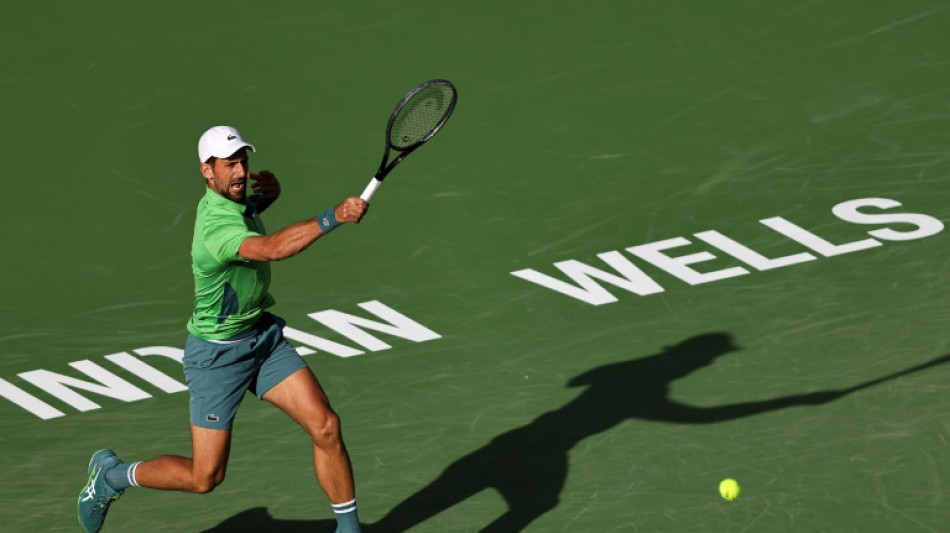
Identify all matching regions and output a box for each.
[263,366,356,500]
[129,331,254,492]
[252,313,361,532]
[133,425,232,493]
[129,330,262,492]
[78,331,259,532]
[253,314,356,502]
[77,426,232,532]
[263,366,360,532]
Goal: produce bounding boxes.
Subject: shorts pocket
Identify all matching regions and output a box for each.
[184,336,221,370]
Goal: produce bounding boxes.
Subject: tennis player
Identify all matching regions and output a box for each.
[77,126,367,533]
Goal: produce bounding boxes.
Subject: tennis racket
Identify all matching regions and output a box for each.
[360,79,458,202]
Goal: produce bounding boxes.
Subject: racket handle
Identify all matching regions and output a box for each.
[360,178,383,202]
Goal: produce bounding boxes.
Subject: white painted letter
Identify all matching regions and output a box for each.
[18,360,152,412]
[307,301,441,352]
[627,237,749,285]
[0,378,66,420]
[281,327,365,358]
[105,352,188,393]
[511,251,664,305]
[832,197,944,241]
[760,216,881,256]
[694,230,817,271]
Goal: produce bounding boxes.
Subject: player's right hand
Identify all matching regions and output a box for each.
[335,197,369,224]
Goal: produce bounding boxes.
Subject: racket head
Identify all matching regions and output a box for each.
[386,79,457,152]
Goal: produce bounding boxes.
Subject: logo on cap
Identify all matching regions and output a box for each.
[227,135,237,141]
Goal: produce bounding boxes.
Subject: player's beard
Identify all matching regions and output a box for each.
[213,175,246,203]
[225,179,246,202]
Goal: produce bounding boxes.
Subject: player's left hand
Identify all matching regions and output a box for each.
[250,170,281,201]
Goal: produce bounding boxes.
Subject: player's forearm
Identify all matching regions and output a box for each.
[239,219,327,262]
[238,198,367,262]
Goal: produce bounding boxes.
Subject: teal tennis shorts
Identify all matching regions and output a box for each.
[183,313,307,429]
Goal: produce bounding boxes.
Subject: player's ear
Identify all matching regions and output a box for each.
[200,162,214,182]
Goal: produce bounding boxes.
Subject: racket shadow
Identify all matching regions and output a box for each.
[367,333,950,533]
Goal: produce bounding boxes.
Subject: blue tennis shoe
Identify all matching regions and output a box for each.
[77,449,124,533]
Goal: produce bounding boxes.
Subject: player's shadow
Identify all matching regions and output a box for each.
[202,332,950,533]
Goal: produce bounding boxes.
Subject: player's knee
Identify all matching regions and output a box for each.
[308,410,342,448]
[192,472,225,494]
[192,479,219,494]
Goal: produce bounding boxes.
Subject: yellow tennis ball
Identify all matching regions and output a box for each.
[719,478,740,501]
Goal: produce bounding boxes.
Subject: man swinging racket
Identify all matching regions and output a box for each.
[77,126,368,533]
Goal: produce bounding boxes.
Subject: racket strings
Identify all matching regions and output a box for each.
[390,83,455,150]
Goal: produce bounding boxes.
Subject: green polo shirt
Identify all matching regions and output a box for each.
[187,187,275,340]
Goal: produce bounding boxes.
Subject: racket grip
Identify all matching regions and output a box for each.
[360,178,383,202]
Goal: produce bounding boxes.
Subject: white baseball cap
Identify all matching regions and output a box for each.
[198,125,256,162]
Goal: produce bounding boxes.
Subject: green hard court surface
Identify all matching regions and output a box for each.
[2,1,950,531]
